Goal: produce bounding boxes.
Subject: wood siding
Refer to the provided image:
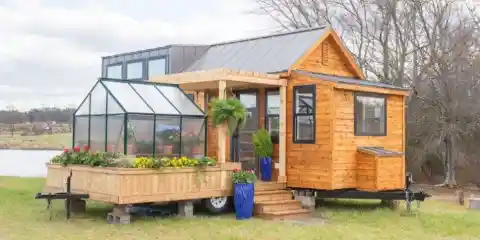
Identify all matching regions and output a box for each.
[45,163,240,204]
[332,90,405,189]
[286,73,335,189]
[357,153,405,191]
[295,36,357,78]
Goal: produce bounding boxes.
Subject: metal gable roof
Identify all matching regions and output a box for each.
[185,27,328,73]
[295,70,409,91]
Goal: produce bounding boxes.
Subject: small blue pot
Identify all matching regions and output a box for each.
[260,157,272,181]
[233,183,254,220]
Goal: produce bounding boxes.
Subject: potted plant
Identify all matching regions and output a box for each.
[252,129,274,181]
[209,97,248,135]
[231,168,256,220]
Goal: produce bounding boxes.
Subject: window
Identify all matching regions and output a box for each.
[354,93,386,136]
[265,89,280,143]
[186,93,195,101]
[148,58,167,78]
[126,61,144,80]
[293,85,315,143]
[106,64,122,79]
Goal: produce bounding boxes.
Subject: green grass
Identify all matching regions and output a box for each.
[1,176,479,240]
[0,133,71,149]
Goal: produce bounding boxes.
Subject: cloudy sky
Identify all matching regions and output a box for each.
[0,0,274,111]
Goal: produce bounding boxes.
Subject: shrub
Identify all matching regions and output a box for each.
[232,169,256,184]
[252,128,273,158]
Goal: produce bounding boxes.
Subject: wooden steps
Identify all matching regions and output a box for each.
[254,182,312,220]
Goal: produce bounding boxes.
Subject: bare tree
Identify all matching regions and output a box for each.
[252,0,480,187]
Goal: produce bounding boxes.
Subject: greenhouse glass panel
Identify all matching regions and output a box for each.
[156,85,203,115]
[129,83,179,115]
[73,116,89,147]
[155,116,181,158]
[75,96,90,115]
[128,115,155,156]
[106,115,124,152]
[90,115,106,152]
[102,81,152,113]
[181,117,206,158]
[90,83,107,114]
[107,93,124,114]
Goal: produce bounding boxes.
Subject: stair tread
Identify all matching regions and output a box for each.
[255,190,291,195]
[255,200,300,205]
[259,209,311,216]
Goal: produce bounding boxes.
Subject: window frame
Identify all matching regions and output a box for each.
[125,60,145,81]
[353,92,387,137]
[293,84,316,144]
[105,63,124,79]
[264,88,280,144]
[146,56,169,79]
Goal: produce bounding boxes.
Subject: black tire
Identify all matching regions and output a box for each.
[202,196,232,214]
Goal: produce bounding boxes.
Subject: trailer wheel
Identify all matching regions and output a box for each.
[381,200,400,210]
[202,196,231,214]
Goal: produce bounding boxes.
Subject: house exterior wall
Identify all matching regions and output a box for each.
[331,89,405,189]
[293,35,358,78]
[101,45,208,79]
[285,72,335,190]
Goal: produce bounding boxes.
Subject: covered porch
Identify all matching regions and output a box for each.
[151,69,288,183]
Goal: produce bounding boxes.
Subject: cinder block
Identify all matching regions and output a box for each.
[294,191,315,210]
[107,212,131,224]
[468,198,480,209]
[178,201,194,217]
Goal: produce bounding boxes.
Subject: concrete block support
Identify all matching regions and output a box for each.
[107,205,131,224]
[294,190,316,210]
[178,201,194,217]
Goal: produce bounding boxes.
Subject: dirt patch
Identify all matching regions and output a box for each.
[412,183,480,203]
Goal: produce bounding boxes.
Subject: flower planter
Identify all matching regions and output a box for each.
[233,183,254,220]
[44,162,240,204]
[259,157,272,182]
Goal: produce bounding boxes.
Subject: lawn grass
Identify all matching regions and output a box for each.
[0,133,71,150]
[0,176,479,240]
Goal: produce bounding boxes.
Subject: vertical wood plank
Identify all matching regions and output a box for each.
[218,80,227,163]
[278,85,287,182]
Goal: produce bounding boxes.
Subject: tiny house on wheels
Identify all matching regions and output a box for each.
[43,26,428,222]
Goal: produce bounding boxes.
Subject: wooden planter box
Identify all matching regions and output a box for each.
[44,162,240,204]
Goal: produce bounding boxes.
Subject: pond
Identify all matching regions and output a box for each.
[0,149,60,177]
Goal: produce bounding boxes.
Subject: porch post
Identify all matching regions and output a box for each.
[217,80,227,164]
[278,85,287,183]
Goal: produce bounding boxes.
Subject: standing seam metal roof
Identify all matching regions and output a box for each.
[294,70,409,91]
[185,27,328,73]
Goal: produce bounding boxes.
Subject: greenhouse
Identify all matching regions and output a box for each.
[73,78,206,158]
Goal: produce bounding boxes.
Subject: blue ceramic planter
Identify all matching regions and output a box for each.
[260,157,272,181]
[233,183,254,220]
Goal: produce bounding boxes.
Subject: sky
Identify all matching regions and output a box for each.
[0,0,274,111]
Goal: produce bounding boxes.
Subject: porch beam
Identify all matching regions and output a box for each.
[217,80,227,164]
[278,85,287,183]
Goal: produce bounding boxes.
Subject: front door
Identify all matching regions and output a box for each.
[231,90,259,176]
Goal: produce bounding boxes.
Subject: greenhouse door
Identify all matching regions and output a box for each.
[231,90,259,176]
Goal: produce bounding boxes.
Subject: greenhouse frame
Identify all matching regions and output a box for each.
[73,78,207,158]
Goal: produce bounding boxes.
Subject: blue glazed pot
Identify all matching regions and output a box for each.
[260,157,272,181]
[233,183,254,220]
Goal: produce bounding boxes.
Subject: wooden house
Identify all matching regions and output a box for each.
[148,26,409,219]
[45,26,411,221]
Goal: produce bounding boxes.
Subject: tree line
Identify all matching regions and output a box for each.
[0,106,75,124]
[253,0,480,187]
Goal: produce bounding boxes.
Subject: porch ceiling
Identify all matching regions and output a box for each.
[149,68,286,91]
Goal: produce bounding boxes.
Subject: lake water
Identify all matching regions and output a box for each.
[0,149,61,177]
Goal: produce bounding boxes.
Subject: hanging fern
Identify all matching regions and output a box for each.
[209,97,248,135]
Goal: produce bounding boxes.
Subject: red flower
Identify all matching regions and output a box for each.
[248,169,254,174]
[83,145,89,152]
[73,146,80,152]
[233,168,240,172]
[63,148,69,153]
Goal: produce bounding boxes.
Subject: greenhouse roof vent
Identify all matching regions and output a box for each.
[74,78,205,117]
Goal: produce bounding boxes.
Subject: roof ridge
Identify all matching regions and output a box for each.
[209,26,328,46]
